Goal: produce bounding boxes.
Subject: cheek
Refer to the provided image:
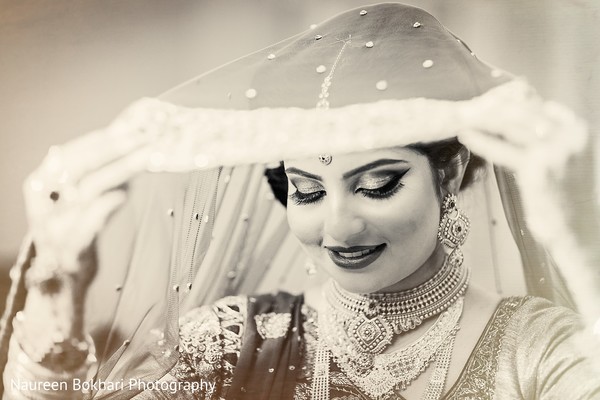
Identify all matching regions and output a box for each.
[286,205,322,247]
[398,206,439,249]
[374,183,440,252]
[374,204,437,244]
[393,197,438,235]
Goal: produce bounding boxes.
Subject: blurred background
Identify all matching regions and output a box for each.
[1,0,599,306]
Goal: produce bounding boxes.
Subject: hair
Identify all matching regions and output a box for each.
[408,138,486,199]
[264,139,486,207]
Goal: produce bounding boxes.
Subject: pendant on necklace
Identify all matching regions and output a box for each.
[348,312,394,354]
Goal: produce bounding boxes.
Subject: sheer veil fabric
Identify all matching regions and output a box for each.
[2,3,599,398]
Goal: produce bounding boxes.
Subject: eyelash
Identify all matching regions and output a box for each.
[289,190,325,205]
[357,174,405,199]
[288,172,407,206]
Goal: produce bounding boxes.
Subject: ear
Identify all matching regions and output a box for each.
[440,148,470,195]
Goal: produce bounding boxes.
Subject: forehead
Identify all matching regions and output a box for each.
[284,147,427,175]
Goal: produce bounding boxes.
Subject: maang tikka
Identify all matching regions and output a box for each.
[318,154,332,165]
[314,36,350,168]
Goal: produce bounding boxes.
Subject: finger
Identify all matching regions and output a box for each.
[23,143,151,234]
[67,190,128,268]
[40,128,154,185]
[77,145,154,203]
[467,102,546,147]
[458,129,526,169]
[23,174,47,219]
[542,101,587,152]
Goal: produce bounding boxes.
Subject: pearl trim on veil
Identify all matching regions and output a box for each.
[98,78,598,328]
[103,80,583,175]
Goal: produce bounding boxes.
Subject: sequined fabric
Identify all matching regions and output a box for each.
[495,297,600,399]
[255,312,292,340]
[170,296,247,399]
[167,295,600,400]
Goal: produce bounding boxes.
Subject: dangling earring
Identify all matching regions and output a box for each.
[437,193,470,262]
[304,259,317,276]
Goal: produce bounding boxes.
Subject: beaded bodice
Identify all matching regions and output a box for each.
[170,294,542,400]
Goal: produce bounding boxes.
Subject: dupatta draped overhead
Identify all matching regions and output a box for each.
[1,3,598,398]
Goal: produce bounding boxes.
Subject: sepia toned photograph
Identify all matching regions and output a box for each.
[0,1,599,398]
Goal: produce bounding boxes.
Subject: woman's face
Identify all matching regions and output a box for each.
[285,147,443,293]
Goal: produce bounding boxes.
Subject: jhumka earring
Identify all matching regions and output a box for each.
[437,193,470,260]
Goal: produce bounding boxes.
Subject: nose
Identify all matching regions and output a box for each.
[323,198,366,244]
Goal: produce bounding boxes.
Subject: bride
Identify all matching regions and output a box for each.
[2,3,599,399]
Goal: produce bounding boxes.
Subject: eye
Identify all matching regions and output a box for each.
[288,182,325,205]
[289,189,325,205]
[355,171,407,200]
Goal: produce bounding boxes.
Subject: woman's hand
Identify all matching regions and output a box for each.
[457,97,587,243]
[23,129,154,291]
[17,126,157,363]
[458,97,600,327]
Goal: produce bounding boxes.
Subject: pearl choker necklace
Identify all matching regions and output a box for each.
[324,250,469,355]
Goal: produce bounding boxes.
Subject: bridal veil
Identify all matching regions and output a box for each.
[1,3,598,398]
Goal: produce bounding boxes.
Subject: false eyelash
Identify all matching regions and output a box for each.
[288,190,325,205]
[357,173,406,200]
[288,170,408,205]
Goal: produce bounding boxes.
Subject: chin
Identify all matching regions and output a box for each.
[325,268,407,295]
[323,255,424,294]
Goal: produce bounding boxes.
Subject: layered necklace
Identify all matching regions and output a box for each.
[312,251,469,400]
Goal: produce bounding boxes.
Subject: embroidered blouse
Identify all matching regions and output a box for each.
[159,294,600,400]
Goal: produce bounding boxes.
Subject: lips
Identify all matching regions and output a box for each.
[325,244,386,270]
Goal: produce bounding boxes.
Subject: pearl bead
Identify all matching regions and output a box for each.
[422,59,434,68]
[376,80,388,90]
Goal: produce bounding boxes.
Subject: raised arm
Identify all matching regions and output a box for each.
[3,129,154,399]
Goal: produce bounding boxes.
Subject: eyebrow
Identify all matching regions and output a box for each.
[342,159,408,179]
[284,167,322,181]
[284,159,408,181]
